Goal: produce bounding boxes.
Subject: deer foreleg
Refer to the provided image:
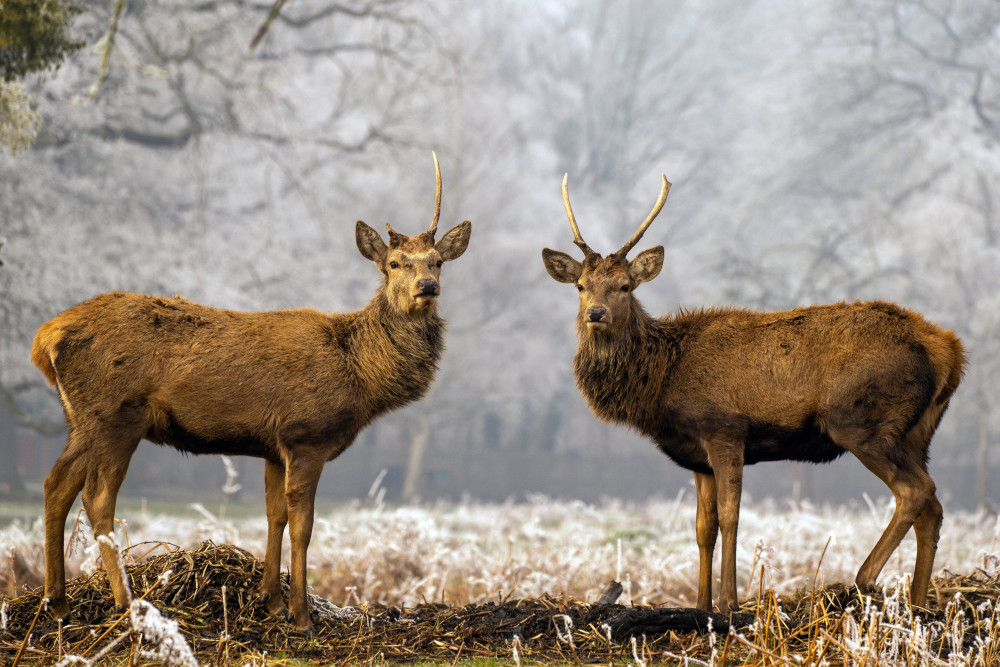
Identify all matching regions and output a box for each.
[284,452,325,633]
[259,458,289,618]
[709,445,744,613]
[43,437,87,620]
[693,471,718,611]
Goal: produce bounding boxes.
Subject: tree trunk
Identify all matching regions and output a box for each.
[976,412,991,509]
[791,461,810,504]
[402,415,430,501]
[0,401,27,498]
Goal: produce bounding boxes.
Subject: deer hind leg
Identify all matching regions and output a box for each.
[80,435,140,611]
[43,431,88,620]
[283,451,326,633]
[259,459,289,618]
[903,411,945,607]
[707,443,744,613]
[910,493,942,607]
[693,471,719,611]
[851,445,936,601]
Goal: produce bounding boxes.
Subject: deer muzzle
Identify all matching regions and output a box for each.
[413,279,440,307]
[417,279,439,296]
[585,306,609,330]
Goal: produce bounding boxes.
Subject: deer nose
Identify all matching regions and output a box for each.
[417,279,439,295]
[586,307,607,322]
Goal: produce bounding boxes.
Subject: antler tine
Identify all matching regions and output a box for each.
[428,151,442,239]
[617,174,671,257]
[562,173,594,256]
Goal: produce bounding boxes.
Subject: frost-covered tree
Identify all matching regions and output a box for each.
[0,0,994,504]
[0,0,83,154]
[0,0,463,496]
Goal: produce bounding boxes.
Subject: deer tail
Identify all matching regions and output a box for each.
[935,333,967,407]
[31,320,62,386]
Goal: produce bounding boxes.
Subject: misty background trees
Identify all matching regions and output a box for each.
[1,0,997,507]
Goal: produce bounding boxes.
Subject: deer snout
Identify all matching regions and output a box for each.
[417,278,439,296]
[586,306,608,323]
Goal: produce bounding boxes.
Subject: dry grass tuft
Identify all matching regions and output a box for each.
[1,541,1000,664]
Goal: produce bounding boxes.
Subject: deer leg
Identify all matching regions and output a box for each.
[259,458,289,618]
[43,433,88,620]
[910,494,942,607]
[708,445,744,613]
[693,471,718,611]
[283,452,325,633]
[80,443,138,612]
[906,414,945,608]
[852,451,935,598]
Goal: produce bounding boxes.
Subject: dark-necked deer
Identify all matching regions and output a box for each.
[542,174,965,612]
[33,154,471,632]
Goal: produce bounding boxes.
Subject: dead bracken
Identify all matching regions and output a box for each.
[2,541,1000,664]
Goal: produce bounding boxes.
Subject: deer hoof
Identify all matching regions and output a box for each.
[261,592,289,618]
[857,580,876,594]
[52,610,74,624]
[287,611,315,635]
[48,598,71,622]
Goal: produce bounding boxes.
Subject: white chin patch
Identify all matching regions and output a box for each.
[586,321,608,331]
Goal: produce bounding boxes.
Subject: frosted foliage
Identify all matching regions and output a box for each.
[1,0,997,466]
[0,81,41,155]
[129,599,199,667]
[52,599,199,667]
[3,498,999,609]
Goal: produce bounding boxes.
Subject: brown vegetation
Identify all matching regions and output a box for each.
[2,541,998,664]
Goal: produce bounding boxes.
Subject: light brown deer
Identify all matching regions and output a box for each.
[32,154,471,632]
[542,174,965,612]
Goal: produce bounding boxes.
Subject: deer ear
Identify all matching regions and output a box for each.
[541,248,582,283]
[436,220,471,261]
[628,245,664,285]
[356,220,387,263]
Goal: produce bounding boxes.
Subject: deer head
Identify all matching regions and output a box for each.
[356,153,471,315]
[542,173,671,333]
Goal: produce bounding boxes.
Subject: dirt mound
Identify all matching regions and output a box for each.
[1,541,998,663]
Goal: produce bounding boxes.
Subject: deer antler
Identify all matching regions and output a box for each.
[616,174,671,257]
[385,222,406,248]
[428,151,442,239]
[562,173,595,257]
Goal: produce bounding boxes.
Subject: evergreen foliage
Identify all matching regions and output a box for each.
[0,0,84,81]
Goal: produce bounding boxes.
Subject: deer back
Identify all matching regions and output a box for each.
[32,289,446,460]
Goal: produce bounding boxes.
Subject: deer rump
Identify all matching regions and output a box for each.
[33,291,439,463]
[576,300,961,476]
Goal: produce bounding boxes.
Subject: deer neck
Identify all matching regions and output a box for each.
[573,299,679,432]
[352,287,445,415]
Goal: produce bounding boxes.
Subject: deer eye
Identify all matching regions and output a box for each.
[436,260,443,268]
[621,284,630,293]
[575,284,584,292]
[389,261,400,269]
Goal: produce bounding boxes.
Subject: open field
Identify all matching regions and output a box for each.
[2,495,1000,664]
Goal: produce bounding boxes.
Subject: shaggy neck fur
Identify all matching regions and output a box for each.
[573,297,684,435]
[350,285,445,419]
